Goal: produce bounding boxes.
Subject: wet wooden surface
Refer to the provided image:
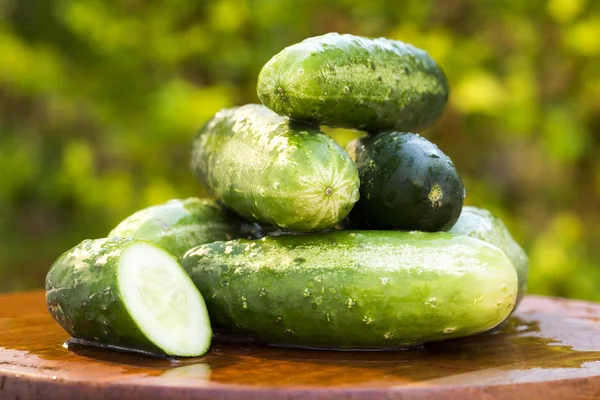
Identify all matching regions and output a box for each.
[0,291,599,399]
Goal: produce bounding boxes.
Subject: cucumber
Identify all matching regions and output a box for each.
[449,206,529,308]
[45,238,212,357]
[190,104,359,232]
[257,33,449,133]
[181,231,517,349]
[109,198,255,258]
[346,132,464,231]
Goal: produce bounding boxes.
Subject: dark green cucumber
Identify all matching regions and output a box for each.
[257,33,449,133]
[109,197,255,258]
[46,238,211,356]
[190,104,359,232]
[346,132,464,231]
[181,231,517,349]
[450,206,529,308]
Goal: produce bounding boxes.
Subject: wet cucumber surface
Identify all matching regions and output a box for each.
[181,230,517,349]
[47,238,161,351]
[46,238,211,356]
[346,132,464,231]
[190,104,359,232]
[450,206,529,308]
[257,33,449,133]
[109,198,253,258]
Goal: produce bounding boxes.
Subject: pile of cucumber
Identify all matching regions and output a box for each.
[46,33,528,356]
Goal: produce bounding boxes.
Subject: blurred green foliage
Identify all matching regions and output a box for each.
[0,0,599,299]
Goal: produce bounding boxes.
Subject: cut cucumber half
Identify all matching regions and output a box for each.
[45,237,212,357]
[119,242,212,356]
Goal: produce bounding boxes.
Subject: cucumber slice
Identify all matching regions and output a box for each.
[119,242,211,356]
[46,238,212,357]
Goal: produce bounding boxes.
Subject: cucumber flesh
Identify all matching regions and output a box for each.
[118,242,211,356]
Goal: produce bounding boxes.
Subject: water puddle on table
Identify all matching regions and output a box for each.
[61,304,600,386]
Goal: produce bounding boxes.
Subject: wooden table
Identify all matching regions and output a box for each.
[0,291,599,399]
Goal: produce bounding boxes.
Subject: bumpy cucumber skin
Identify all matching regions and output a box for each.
[181,231,517,349]
[346,132,464,231]
[109,198,253,258]
[450,206,529,308]
[45,238,163,352]
[257,33,449,133]
[190,104,360,232]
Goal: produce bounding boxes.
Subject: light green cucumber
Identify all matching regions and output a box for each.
[46,237,212,357]
[109,198,255,258]
[449,206,529,308]
[181,231,517,349]
[190,104,359,232]
[257,33,448,133]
